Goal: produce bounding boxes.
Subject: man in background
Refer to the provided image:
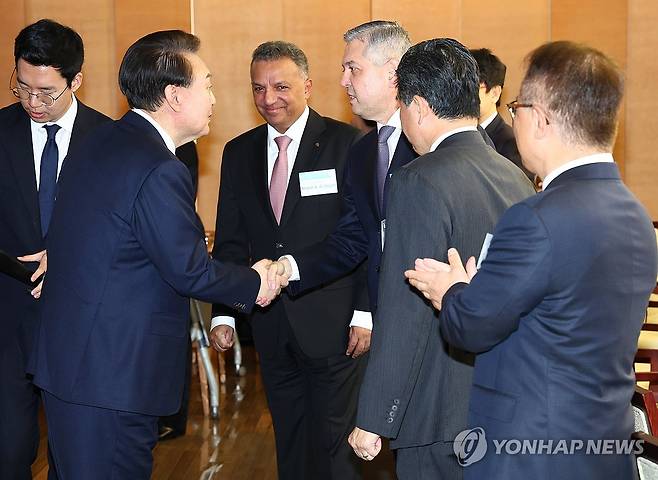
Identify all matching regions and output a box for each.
[0,19,110,479]
[470,47,531,178]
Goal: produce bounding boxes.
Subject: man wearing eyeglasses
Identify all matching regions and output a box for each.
[0,19,109,479]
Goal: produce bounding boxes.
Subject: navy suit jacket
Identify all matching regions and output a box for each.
[440,162,657,479]
[291,128,416,312]
[0,101,110,355]
[30,111,260,416]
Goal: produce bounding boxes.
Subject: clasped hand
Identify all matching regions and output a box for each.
[251,258,291,308]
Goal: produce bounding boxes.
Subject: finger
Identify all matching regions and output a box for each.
[416,257,449,272]
[466,256,478,279]
[346,332,357,356]
[352,339,365,358]
[267,263,279,290]
[447,248,464,270]
[17,252,43,262]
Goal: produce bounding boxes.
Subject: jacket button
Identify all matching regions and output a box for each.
[387,417,394,423]
[392,405,398,411]
[394,399,400,405]
[275,243,284,249]
[376,266,380,273]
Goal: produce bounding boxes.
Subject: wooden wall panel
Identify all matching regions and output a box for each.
[0,2,25,107]
[372,0,461,43]
[462,0,550,123]
[551,0,627,174]
[23,0,116,118]
[626,0,658,218]
[114,0,192,117]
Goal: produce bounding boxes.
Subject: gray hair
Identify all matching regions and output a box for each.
[343,20,411,65]
[251,40,309,78]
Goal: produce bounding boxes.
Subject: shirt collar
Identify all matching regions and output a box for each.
[542,152,614,190]
[131,108,176,154]
[430,126,478,152]
[480,111,498,130]
[30,93,78,133]
[267,106,309,146]
[376,109,401,132]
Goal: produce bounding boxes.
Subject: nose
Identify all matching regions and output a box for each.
[27,93,41,108]
[339,70,350,88]
[210,89,216,106]
[264,87,277,106]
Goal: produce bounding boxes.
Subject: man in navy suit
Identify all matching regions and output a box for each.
[0,19,110,479]
[406,41,657,479]
[269,21,416,357]
[28,30,280,479]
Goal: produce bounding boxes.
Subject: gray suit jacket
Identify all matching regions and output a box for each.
[356,130,535,450]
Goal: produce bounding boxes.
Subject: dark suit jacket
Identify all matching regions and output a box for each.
[0,101,110,355]
[440,162,657,479]
[357,130,535,449]
[291,128,416,313]
[29,111,260,416]
[485,113,532,178]
[211,109,361,358]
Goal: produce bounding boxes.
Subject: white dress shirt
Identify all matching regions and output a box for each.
[31,95,78,188]
[429,125,478,152]
[479,111,498,130]
[210,107,311,333]
[541,153,614,190]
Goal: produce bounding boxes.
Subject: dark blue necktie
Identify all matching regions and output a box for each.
[39,124,61,236]
[376,125,395,214]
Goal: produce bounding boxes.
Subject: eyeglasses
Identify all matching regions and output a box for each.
[506,100,534,120]
[9,68,69,107]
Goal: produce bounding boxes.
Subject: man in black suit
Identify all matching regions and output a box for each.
[470,48,532,179]
[348,39,534,479]
[0,19,110,479]
[270,21,416,358]
[208,41,362,479]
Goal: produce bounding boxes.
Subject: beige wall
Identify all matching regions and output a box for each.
[1,1,656,225]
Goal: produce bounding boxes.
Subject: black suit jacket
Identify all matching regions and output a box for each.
[211,109,361,358]
[0,101,110,353]
[485,113,532,178]
[357,131,535,449]
[290,128,417,313]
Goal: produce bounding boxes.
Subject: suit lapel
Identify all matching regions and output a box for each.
[279,109,326,227]
[6,108,41,238]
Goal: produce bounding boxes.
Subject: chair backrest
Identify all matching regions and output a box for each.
[635,432,658,480]
[634,386,658,435]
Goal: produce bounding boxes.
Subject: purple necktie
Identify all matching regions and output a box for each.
[270,135,292,224]
[376,125,395,214]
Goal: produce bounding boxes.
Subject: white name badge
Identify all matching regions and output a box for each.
[299,169,338,197]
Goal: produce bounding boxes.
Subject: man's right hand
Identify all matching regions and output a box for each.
[267,257,292,290]
[209,325,234,351]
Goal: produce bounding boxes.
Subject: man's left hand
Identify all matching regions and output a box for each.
[348,427,381,461]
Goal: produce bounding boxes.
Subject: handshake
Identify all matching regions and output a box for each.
[251,257,293,307]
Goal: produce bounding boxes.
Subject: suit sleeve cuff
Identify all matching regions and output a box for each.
[349,310,372,330]
[280,255,300,281]
[210,316,236,332]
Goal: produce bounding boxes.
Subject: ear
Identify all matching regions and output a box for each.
[414,95,431,125]
[386,59,399,87]
[164,84,183,112]
[69,72,83,93]
[489,85,503,104]
[304,78,313,99]
[532,106,551,140]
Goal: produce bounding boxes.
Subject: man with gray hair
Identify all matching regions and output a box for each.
[209,41,362,479]
[270,20,417,370]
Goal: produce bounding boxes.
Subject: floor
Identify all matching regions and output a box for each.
[30,345,396,479]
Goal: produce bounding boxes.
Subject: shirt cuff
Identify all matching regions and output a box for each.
[210,316,236,332]
[280,255,300,281]
[349,310,372,330]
